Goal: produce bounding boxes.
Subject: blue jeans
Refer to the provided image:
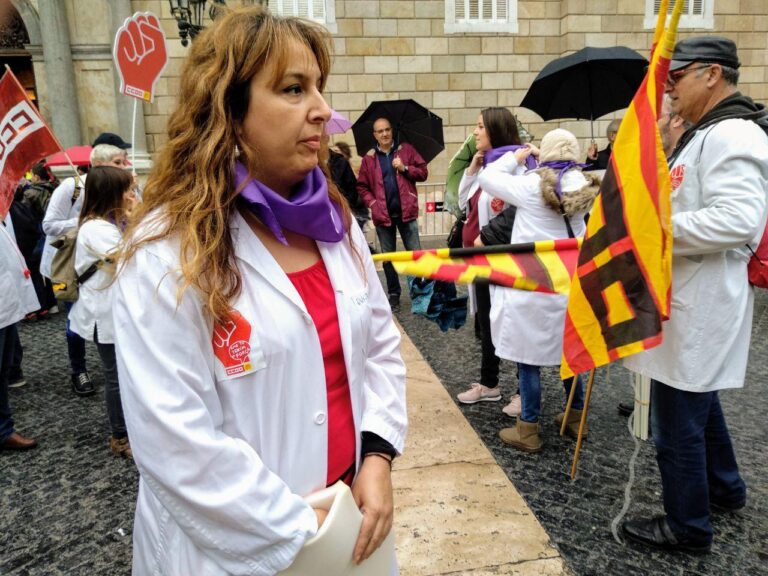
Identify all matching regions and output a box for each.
[518,363,584,423]
[651,380,746,544]
[64,301,87,374]
[95,327,127,439]
[376,218,421,297]
[0,324,18,442]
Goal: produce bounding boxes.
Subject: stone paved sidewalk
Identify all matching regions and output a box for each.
[393,280,768,576]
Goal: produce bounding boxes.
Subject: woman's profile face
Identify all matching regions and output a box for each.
[240,40,331,195]
[474,114,491,152]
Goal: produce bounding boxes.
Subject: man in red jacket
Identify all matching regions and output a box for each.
[356,118,428,309]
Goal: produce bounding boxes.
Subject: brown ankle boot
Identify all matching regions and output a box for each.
[499,419,543,453]
[110,436,133,459]
[555,408,587,440]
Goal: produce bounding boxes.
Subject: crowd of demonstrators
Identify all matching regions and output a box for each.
[0,213,39,451]
[40,141,131,397]
[356,117,428,311]
[67,166,138,459]
[112,8,406,574]
[455,107,527,416]
[621,36,768,553]
[585,118,621,170]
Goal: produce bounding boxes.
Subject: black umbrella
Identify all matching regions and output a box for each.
[352,99,444,163]
[519,46,648,139]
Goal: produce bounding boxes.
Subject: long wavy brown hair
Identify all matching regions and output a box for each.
[120,7,353,323]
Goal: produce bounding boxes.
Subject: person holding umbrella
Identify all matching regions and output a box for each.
[585,118,622,170]
[356,117,428,310]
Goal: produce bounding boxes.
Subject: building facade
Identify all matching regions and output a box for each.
[3,0,767,180]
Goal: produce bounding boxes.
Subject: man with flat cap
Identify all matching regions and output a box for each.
[622,36,768,552]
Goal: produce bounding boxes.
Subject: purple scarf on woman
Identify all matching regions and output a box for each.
[483,145,539,170]
[235,161,344,246]
[535,160,590,199]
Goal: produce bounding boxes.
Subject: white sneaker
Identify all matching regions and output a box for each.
[457,383,502,404]
[502,394,522,417]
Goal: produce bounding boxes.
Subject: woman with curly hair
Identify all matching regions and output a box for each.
[114,7,406,575]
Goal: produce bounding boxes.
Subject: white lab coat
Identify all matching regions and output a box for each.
[113,209,407,576]
[40,175,85,278]
[624,118,768,392]
[478,154,590,366]
[69,219,121,344]
[458,164,525,314]
[0,215,39,329]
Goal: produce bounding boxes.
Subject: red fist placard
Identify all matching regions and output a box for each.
[113,12,168,102]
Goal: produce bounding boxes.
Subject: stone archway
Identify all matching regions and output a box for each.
[1,1,38,101]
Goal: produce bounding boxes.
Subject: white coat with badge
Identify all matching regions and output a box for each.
[624,118,768,392]
[113,210,407,576]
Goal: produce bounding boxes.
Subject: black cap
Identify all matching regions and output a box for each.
[670,36,740,72]
[92,132,132,149]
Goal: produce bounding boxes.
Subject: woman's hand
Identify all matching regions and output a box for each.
[587,142,598,160]
[466,150,485,176]
[313,507,328,530]
[473,234,484,247]
[513,147,533,165]
[526,143,540,158]
[351,455,393,565]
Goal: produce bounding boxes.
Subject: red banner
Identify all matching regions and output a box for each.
[0,70,61,220]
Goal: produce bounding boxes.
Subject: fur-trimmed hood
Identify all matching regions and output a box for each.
[535,168,600,216]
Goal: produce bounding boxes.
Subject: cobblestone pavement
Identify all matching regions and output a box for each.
[394,280,768,576]
[1,284,767,575]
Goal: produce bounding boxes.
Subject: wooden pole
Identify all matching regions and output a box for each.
[560,369,579,437]
[570,368,596,480]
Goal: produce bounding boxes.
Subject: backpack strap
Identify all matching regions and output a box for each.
[76,257,112,286]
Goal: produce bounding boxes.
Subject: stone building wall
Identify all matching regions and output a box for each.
[13,0,766,180]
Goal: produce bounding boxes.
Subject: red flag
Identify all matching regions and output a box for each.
[0,70,62,219]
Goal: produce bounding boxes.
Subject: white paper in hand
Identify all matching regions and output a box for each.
[279,482,395,576]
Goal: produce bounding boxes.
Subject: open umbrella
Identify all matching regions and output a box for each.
[45,145,92,167]
[326,109,353,135]
[352,99,444,163]
[519,46,648,139]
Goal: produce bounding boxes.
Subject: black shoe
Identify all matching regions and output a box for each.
[71,372,96,397]
[388,294,400,311]
[621,516,711,554]
[710,498,746,514]
[618,402,634,417]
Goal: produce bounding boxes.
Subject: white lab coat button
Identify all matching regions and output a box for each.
[314,411,327,425]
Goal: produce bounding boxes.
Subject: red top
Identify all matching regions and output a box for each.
[462,189,482,247]
[287,259,356,486]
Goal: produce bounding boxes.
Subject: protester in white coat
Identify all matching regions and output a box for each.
[41,143,131,397]
[69,166,137,458]
[622,36,768,553]
[456,107,529,415]
[478,129,599,453]
[113,8,407,576]
[0,214,39,450]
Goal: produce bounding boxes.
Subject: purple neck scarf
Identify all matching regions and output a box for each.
[536,160,590,199]
[483,145,539,170]
[235,162,345,246]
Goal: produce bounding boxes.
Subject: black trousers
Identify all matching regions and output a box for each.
[475,282,501,388]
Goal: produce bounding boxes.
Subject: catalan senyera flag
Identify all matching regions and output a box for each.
[0,69,62,220]
[373,238,582,295]
[560,0,685,379]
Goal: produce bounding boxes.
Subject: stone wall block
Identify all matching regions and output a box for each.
[416,37,449,55]
[347,38,381,56]
[381,38,415,56]
[344,1,379,18]
[416,74,450,91]
[465,55,499,72]
[449,73,482,90]
[530,19,560,36]
[431,55,466,73]
[332,92,366,111]
[497,55,531,72]
[433,91,466,109]
[364,56,399,74]
[383,74,416,92]
[448,37,482,55]
[519,1,547,19]
[414,0,444,18]
[482,72,515,90]
[334,56,366,74]
[364,18,398,37]
[397,19,433,37]
[466,90,498,109]
[398,55,433,73]
[380,1,415,18]
[482,37,517,54]
[337,18,363,36]
[348,74,383,92]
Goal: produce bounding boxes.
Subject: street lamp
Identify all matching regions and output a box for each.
[167,0,227,47]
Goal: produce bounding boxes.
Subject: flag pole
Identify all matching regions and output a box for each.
[570,368,596,480]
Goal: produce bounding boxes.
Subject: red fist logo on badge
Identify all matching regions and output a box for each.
[212,310,254,377]
[113,12,168,102]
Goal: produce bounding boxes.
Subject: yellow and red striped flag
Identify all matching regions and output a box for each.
[373,238,582,295]
[560,0,684,379]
